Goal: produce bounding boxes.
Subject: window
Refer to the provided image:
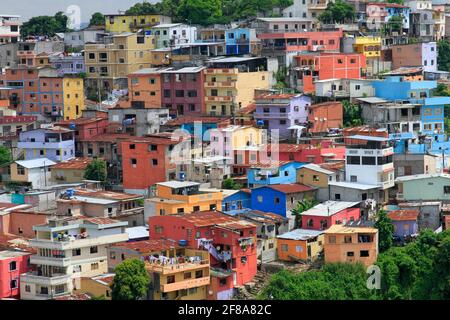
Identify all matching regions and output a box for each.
[335,193,341,200]
[444,186,450,194]
[344,236,352,243]
[195,270,203,278]
[164,89,171,98]
[129,144,135,150]
[347,251,355,257]
[10,279,18,289]
[281,244,288,252]
[362,157,376,165]
[347,156,360,165]
[131,158,137,166]
[25,285,31,292]
[9,261,17,271]
[193,206,200,212]
[152,159,158,166]
[313,175,319,181]
[328,236,336,244]
[184,272,192,279]
[360,250,370,257]
[257,196,263,202]
[295,245,303,253]
[175,90,184,97]
[110,251,116,259]
[307,219,314,228]
[350,175,357,182]
[90,246,98,254]
[17,165,25,175]
[274,197,280,204]
[91,263,99,270]
[149,144,157,151]
[72,248,81,256]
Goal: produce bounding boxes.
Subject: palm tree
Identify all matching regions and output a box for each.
[291,198,318,229]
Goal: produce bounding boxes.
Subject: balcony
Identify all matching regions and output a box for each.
[206,96,233,102]
[161,276,210,293]
[30,255,71,267]
[29,233,129,250]
[204,81,235,88]
[147,260,209,275]
[21,273,71,286]
[255,112,289,119]
[205,68,238,75]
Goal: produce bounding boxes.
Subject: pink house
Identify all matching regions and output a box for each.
[300,201,361,230]
[0,250,31,299]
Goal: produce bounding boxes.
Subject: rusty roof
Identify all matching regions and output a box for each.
[83,217,123,225]
[55,117,106,126]
[265,184,315,194]
[181,211,255,229]
[388,210,419,221]
[51,157,92,170]
[111,239,178,254]
[82,133,131,142]
[74,189,143,201]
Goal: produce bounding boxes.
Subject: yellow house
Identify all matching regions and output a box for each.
[50,157,92,183]
[145,248,210,300]
[105,14,172,33]
[297,163,341,202]
[84,33,155,92]
[204,68,269,116]
[210,125,263,156]
[74,274,114,300]
[147,181,223,216]
[353,36,381,58]
[63,76,85,120]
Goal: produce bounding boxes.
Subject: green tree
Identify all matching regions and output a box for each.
[111,259,150,300]
[387,0,404,4]
[0,146,12,166]
[438,40,450,72]
[177,0,224,25]
[260,263,379,300]
[222,177,242,190]
[89,12,105,26]
[21,12,70,38]
[374,210,394,253]
[83,159,107,182]
[318,0,355,24]
[343,100,362,127]
[291,197,318,228]
[382,16,403,35]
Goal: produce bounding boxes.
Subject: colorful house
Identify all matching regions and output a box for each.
[104,14,172,33]
[296,163,342,201]
[300,201,361,230]
[17,126,75,162]
[225,28,259,55]
[148,211,257,299]
[121,135,189,195]
[307,101,343,134]
[10,158,56,189]
[50,157,92,184]
[387,210,419,237]
[277,229,324,262]
[251,184,317,218]
[145,181,223,216]
[247,161,305,188]
[396,173,450,202]
[254,93,311,139]
[292,52,366,93]
[222,190,252,213]
[323,224,378,267]
[210,125,263,158]
[0,250,31,299]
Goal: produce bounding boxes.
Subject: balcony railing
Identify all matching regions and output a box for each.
[161,276,210,293]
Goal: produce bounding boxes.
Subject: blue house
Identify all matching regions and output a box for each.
[388,210,419,238]
[225,28,254,55]
[166,117,228,142]
[251,184,316,218]
[222,190,251,213]
[372,77,450,135]
[247,161,305,188]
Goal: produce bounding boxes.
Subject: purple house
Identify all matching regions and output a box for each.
[388,210,419,237]
[254,93,311,139]
[49,53,85,76]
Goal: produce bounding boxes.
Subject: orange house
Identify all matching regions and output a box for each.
[308,101,343,133]
[277,229,324,262]
[323,224,378,267]
[294,52,366,93]
[127,68,164,108]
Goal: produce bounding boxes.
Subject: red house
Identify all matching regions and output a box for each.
[149,211,257,299]
[121,134,188,195]
[0,250,32,299]
[55,117,109,141]
[300,200,361,230]
[308,101,343,134]
[293,52,366,93]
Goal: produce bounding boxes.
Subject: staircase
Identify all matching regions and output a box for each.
[233,270,271,300]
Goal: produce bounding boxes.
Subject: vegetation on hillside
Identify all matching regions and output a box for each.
[89,12,105,26]
[84,159,107,182]
[343,100,363,127]
[438,40,450,72]
[318,0,355,24]
[21,12,70,37]
[111,259,150,300]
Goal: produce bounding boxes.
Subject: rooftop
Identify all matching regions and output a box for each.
[264,184,315,194]
[73,189,143,201]
[301,163,335,175]
[329,181,379,190]
[0,250,31,260]
[15,158,56,169]
[180,211,255,229]
[277,229,323,241]
[301,201,360,217]
[51,158,92,170]
[324,224,378,234]
[157,181,200,189]
[388,210,419,221]
[110,239,178,254]
[395,173,450,182]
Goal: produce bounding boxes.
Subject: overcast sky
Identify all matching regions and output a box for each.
[2,0,160,22]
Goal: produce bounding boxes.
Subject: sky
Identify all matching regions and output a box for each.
[1,0,160,22]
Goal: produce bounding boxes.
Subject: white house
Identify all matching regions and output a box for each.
[10,158,56,189]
